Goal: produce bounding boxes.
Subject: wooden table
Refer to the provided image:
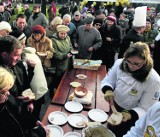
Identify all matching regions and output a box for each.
[41,65,109,134]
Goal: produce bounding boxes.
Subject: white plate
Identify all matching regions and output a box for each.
[63,132,81,137]
[48,111,68,125]
[71,50,78,55]
[88,109,108,122]
[65,101,83,112]
[70,82,81,88]
[76,74,87,80]
[47,125,64,137]
[68,114,88,128]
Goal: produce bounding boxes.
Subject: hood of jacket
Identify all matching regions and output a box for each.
[29,31,52,45]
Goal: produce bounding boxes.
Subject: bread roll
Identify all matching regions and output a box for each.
[107,112,123,125]
[22,88,35,100]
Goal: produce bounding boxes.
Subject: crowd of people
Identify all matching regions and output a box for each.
[0,1,160,137]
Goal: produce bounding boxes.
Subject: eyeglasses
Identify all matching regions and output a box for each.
[95,23,102,26]
[125,59,145,68]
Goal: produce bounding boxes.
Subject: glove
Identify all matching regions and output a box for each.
[46,51,53,59]
[122,110,131,122]
[104,90,114,102]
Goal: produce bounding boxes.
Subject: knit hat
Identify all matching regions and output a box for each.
[50,16,63,26]
[93,18,103,26]
[33,5,40,10]
[24,4,29,9]
[9,30,26,42]
[0,21,12,32]
[146,17,151,22]
[56,25,70,32]
[32,25,45,34]
[107,16,116,23]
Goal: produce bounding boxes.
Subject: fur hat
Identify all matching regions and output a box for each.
[56,25,70,32]
[0,21,12,32]
[9,30,26,42]
[107,16,116,23]
[50,16,63,26]
[32,25,45,34]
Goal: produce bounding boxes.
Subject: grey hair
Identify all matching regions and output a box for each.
[63,14,71,21]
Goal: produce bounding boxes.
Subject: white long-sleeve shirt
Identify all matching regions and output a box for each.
[101,59,160,118]
[123,102,160,137]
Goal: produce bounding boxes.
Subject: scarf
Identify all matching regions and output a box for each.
[32,12,39,20]
[120,60,152,82]
[144,25,151,32]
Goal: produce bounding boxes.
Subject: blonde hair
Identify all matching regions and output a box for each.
[123,42,153,72]
[124,42,152,62]
[0,67,14,90]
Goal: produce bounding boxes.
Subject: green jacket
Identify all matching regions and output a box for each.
[51,33,72,76]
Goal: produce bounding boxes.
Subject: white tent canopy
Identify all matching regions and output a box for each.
[130,0,159,3]
[88,0,159,3]
[88,0,116,1]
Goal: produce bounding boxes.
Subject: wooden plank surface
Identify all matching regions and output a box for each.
[52,69,75,105]
[51,66,109,112]
[42,66,110,135]
[96,66,110,112]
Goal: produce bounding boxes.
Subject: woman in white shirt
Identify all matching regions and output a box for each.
[101,42,160,137]
[124,102,160,137]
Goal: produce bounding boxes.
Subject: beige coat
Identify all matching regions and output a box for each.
[27,33,54,68]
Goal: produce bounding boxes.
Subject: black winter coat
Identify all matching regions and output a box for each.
[118,29,145,58]
[0,102,46,137]
[153,40,160,75]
